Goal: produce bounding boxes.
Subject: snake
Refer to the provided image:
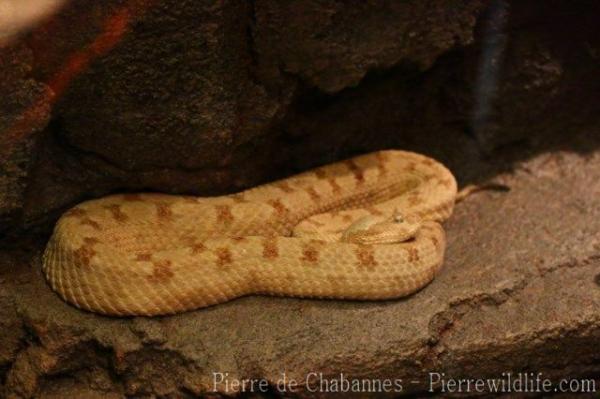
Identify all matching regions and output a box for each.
[42,150,458,316]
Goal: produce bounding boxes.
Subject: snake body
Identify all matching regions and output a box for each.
[42,150,457,316]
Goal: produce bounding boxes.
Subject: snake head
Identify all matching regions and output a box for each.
[341,212,422,245]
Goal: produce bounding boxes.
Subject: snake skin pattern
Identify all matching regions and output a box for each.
[42,150,457,316]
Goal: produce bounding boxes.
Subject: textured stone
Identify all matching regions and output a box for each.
[277,0,600,175]
[1,139,599,398]
[0,0,598,234]
[8,0,489,232]
[28,0,290,172]
[253,0,486,93]
[465,0,600,150]
[0,43,52,234]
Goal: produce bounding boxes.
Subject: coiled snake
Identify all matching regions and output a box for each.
[42,150,457,316]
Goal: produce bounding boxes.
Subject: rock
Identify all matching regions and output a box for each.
[27,0,292,178]
[277,0,600,173]
[466,0,600,151]
[0,43,52,235]
[0,0,598,233]
[1,140,600,398]
[253,0,486,93]
[15,0,291,230]
[5,0,489,233]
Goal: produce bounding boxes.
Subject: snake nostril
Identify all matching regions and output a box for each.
[595,273,600,287]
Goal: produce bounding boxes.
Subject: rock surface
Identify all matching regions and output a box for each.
[0,0,597,234]
[1,135,600,398]
[0,44,52,233]
[20,0,487,230]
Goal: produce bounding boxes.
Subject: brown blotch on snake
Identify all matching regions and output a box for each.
[375,152,389,176]
[327,178,342,194]
[345,159,365,183]
[262,238,279,260]
[267,199,290,218]
[306,187,321,203]
[407,247,420,262]
[215,205,234,225]
[156,203,173,221]
[73,245,97,268]
[275,181,295,193]
[301,245,319,264]
[104,204,128,223]
[147,260,174,283]
[215,247,233,268]
[354,245,378,269]
[189,242,206,255]
[136,253,153,262]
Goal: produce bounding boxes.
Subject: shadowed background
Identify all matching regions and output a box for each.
[1,0,599,237]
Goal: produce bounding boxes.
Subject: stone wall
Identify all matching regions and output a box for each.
[2,0,597,236]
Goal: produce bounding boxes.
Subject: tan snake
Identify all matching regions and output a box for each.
[42,150,458,316]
